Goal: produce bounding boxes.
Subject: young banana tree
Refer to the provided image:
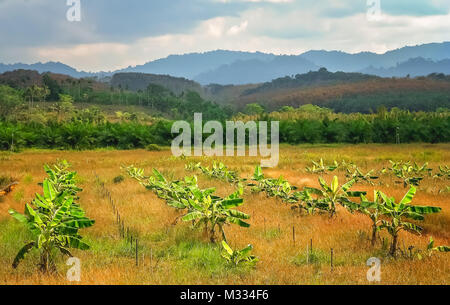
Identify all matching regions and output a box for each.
[290,189,329,215]
[304,176,364,217]
[385,160,429,187]
[186,162,241,184]
[358,191,385,246]
[434,165,450,180]
[221,241,258,267]
[305,159,338,174]
[9,180,94,272]
[424,237,450,257]
[378,187,442,256]
[346,168,379,186]
[249,166,297,202]
[182,186,250,243]
[44,160,82,197]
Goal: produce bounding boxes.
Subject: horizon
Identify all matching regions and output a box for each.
[1,0,449,72]
[2,41,449,74]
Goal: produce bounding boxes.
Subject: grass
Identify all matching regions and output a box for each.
[0,143,449,285]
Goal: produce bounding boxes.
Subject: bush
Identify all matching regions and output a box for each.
[113,175,125,184]
[146,144,162,151]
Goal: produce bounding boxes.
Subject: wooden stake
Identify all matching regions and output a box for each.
[310,239,313,254]
[292,226,295,246]
[135,239,139,267]
[151,248,153,274]
[331,248,334,272]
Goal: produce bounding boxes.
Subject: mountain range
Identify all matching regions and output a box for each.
[1,42,449,85]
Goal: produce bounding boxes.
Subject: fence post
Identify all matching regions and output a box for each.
[307,244,309,264]
[292,226,295,246]
[136,239,139,267]
[331,248,334,272]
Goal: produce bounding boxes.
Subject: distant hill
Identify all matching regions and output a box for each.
[300,42,450,71]
[0,62,102,79]
[360,57,450,78]
[234,76,450,113]
[241,68,379,96]
[110,73,204,96]
[193,56,319,85]
[1,42,450,85]
[117,50,276,80]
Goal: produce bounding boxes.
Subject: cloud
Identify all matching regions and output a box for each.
[0,0,449,71]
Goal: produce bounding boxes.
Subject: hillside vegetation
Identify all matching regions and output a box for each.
[236,72,450,113]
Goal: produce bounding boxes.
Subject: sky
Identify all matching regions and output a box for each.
[0,0,449,72]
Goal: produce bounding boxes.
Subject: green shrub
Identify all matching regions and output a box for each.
[113,175,125,184]
[146,144,162,151]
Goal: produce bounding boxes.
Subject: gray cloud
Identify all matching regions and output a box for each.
[0,0,449,70]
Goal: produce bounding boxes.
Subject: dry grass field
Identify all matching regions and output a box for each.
[0,144,449,285]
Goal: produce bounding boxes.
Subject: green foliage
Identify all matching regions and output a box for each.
[9,160,94,272]
[358,187,442,256]
[0,85,23,117]
[146,144,162,151]
[249,166,297,202]
[302,176,364,217]
[43,74,62,101]
[421,237,450,258]
[290,189,330,215]
[244,103,265,115]
[126,166,250,243]
[113,175,125,184]
[345,168,379,185]
[221,241,258,268]
[383,161,431,187]
[305,158,339,174]
[434,165,450,180]
[186,162,241,184]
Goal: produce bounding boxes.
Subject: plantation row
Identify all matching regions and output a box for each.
[126,166,258,267]
[6,158,449,274]
[1,110,450,150]
[306,159,450,190]
[185,161,450,258]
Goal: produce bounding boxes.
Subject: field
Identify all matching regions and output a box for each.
[0,144,449,285]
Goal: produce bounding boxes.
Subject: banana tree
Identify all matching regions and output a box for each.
[182,186,250,243]
[346,168,379,186]
[249,166,297,202]
[44,160,82,198]
[290,189,329,215]
[385,160,429,187]
[305,159,338,174]
[221,241,258,267]
[186,162,241,184]
[357,191,385,246]
[434,165,450,180]
[424,237,450,257]
[378,187,442,256]
[304,176,364,217]
[9,180,94,272]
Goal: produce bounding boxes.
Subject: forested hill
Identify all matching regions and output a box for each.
[235,76,450,113]
[242,68,380,96]
[1,68,450,115]
[110,73,203,96]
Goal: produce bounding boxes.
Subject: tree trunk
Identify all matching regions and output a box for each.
[390,234,398,256]
[371,225,377,246]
